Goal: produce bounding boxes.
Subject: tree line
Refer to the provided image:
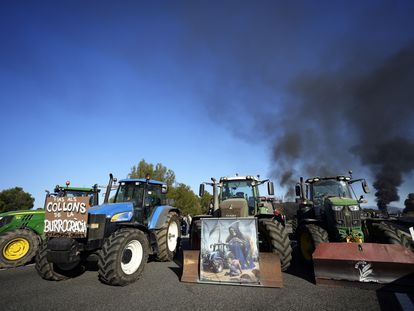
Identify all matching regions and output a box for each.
[0,159,212,216]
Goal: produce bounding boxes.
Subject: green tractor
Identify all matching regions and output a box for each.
[295,172,412,263]
[294,172,414,284]
[295,174,368,263]
[190,175,292,271]
[0,182,100,269]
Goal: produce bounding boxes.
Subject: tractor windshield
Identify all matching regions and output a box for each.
[63,190,92,198]
[56,189,96,206]
[220,180,257,201]
[312,180,352,200]
[114,182,144,207]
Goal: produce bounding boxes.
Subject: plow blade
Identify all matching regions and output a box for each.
[181,250,283,287]
[313,243,414,286]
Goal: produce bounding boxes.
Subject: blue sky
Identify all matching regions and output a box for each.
[1,1,413,208]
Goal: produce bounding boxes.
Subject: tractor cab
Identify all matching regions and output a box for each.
[200,175,275,217]
[53,181,100,206]
[112,178,168,224]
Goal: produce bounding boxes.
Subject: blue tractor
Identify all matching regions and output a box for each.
[36,174,181,286]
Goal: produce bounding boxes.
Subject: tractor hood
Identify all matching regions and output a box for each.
[88,202,134,218]
[0,209,44,217]
[326,197,359,206]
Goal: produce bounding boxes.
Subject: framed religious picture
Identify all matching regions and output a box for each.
[199,217,261,285]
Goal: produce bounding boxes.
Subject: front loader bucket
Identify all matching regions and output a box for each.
[313,243,414,286]
[181,250,283,287]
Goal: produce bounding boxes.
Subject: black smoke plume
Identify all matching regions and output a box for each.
[273,45,414,209]
[180,2,414,208]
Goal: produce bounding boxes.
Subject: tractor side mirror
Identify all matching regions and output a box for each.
[199,184,205,197]
[362,180,369,194]
[161,184,168,194]
[295,184,301,197]
[267,181,274,196]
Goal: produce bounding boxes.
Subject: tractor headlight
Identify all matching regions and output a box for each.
[332,206,344,211]
[348,205,360,211]
[111,211,133,222]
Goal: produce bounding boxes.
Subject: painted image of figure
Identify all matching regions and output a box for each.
[225,253,242,276]
[225,225,255,270]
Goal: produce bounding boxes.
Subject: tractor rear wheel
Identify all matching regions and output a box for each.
[297,224,329,265]
[98,228,149,286]
[155,212,181,261]
[189,219,202,250]
[0,229,39,269]
[258,219,292,271]
[372,222,412,250]
[35,240,83,281]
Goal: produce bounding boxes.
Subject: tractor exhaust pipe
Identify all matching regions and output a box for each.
[104,173,115,204]
[212,177,219,212]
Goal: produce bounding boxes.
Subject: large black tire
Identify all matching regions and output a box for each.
[372,222,412,250]
[98,228,149,286]
[296,224,329,265]
[258,219,292,271]
[189,219,202,250]
[289,218,298,238]
[0,229,40,269]
[154,212,181,261]
[35,240,83,281]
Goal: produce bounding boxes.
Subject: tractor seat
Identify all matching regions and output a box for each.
[235,192,245,198]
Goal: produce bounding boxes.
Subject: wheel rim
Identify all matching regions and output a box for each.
[167,221,179,252]
[3,238,30,260]
[121,240,143,275]
[300,231,314,261]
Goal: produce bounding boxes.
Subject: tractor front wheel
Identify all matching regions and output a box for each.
[297,224,329,265]
[258,219,292,271]
[35,240,83,281]
[98,228,149,286]
[0,229,40,269]
[155,212,181,261]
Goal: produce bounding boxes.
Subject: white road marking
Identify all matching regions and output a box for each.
[396,293,414,311]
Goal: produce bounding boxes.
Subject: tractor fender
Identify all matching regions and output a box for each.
[148,206,180,230]
[298,218,321,227]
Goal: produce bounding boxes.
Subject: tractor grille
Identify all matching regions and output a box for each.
[21,214,33,221]
[87,214,106,240]
[19,214,33,229]
[334,208,361,227]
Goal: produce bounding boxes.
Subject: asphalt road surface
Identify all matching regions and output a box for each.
[0,238,413,311]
